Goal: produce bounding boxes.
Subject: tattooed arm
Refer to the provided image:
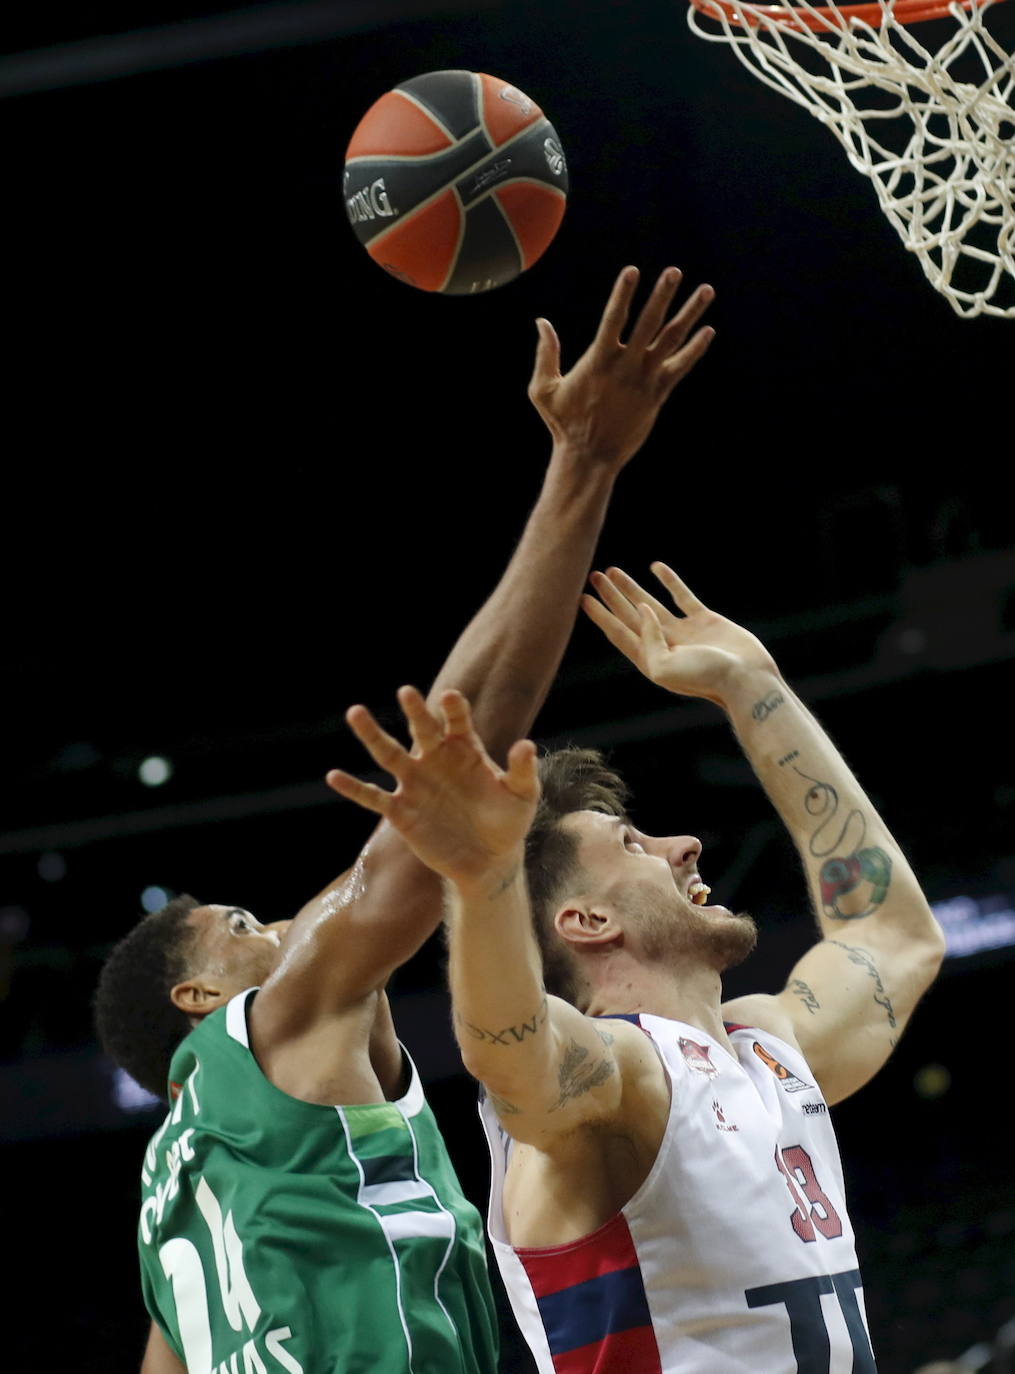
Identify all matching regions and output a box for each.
[327,687,630,1141]
[583,564,946,1105]
[717,675,943,1102]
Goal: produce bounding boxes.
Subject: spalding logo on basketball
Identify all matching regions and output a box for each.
[344,70,568,295]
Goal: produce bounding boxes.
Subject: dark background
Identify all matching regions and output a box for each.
[4,2,1014,1370]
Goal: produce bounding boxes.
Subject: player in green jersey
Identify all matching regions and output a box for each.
[94,267,716,1374]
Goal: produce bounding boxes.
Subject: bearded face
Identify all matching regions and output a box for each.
[609,877,758,973]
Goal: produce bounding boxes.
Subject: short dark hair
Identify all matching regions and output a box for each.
[93,894,204,1099]
[524,748,630,1005]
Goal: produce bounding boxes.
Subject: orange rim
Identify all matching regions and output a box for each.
[688,0,1005,31]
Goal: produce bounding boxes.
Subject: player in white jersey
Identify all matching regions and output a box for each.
[324,563,946,1374]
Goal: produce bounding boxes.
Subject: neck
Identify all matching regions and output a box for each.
[584,959,732,1051]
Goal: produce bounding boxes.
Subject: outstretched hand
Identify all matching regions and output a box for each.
[528,266,715,473]
[582,563,781,707]
[325,687,540,889]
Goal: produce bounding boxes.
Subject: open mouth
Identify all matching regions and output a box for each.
[687,877,712,907]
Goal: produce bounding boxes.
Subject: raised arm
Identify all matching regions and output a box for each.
[256,270,716,1047]
[327,688,629,1139]
[583,563,946,1106]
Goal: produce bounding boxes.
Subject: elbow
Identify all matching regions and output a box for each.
[915,908,947,989]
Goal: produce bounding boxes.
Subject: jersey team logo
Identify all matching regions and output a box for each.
[679,1037,719,1077]
[712,1099,739,1133]
[753,1041,813,1093]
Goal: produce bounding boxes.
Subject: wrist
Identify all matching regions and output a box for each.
[546,438,624,489]
[716,663,787,718]
[449,850,528,906]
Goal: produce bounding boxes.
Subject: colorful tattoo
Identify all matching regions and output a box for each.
[793,765,892,919]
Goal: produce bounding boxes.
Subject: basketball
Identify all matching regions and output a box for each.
[343,70,568,295]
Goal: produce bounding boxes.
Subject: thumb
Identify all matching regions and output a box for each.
[505,738,540,802]
[529,318,561,391]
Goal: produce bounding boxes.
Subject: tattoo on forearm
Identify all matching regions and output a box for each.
[457,995,548,1047]
[489,865,520,899]
[550,1037,615,1111]
[752,691,785,722]
[790,979,821,1015]
[778,750,800,768]
[792,765,892,920]
[828,940,898,1038]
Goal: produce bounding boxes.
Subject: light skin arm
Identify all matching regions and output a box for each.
[584,564,946,1106]
[140,1322,186,1374]
[253,269,716,1071]
[326,688,631,1142]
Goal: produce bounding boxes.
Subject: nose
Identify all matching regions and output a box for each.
[639,832,702,871]
[266,919,292,945]
[667,835,702,872]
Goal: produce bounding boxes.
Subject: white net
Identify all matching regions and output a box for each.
[687,0,1015,316]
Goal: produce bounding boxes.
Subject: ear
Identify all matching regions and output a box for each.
[170,977,229,1022]
[554,903,623,951]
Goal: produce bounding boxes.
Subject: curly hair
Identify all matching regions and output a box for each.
[524,748,630,1006]
[93,894,203,1099]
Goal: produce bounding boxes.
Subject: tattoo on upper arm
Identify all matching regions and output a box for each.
[550,1037,616,1111]
[792,765,892,920]
[828,940,898,1041]
[790,979,821,1014]
[456,995,548,1047]
[752,691,785,722]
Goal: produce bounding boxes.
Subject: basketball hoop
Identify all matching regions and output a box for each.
[687,0,1015,316]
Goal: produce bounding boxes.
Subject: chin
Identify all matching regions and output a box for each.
[707,909,758,970]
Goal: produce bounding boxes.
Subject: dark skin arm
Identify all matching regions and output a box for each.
[140,1322,186,1374]
[250,268,716,1097]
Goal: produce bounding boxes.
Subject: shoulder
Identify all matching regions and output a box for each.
[593,1014,671,1117]
[720,993,804,1057]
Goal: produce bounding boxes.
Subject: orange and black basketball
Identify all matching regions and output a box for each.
[343,70,568,295]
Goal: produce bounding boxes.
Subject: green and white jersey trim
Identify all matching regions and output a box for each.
[140,990,497,1374]
[227,985,463,1367]
[337,1099,460,1370]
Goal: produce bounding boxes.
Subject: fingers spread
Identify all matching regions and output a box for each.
[603,566,675,626]
[593,265,639,351]
[345,704,408,774]
[651,562,706,615]
[588,569,643,633]
[650,284,715,362]
[581,592,644,662]
[656,327,715,401]
[399,685,442,754]
[438,688,478,742]
[325,768,392,817]
[626,266,682,352]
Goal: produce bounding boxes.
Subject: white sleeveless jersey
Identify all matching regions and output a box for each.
[479,1015,877,1373]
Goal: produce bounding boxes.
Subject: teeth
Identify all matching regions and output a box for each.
[688,880,711,906]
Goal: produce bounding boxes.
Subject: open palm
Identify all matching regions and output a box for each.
[582,563,780,706]
[326,687,540,887]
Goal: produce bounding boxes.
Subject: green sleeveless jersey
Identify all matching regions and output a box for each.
[138,989,498,1374]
